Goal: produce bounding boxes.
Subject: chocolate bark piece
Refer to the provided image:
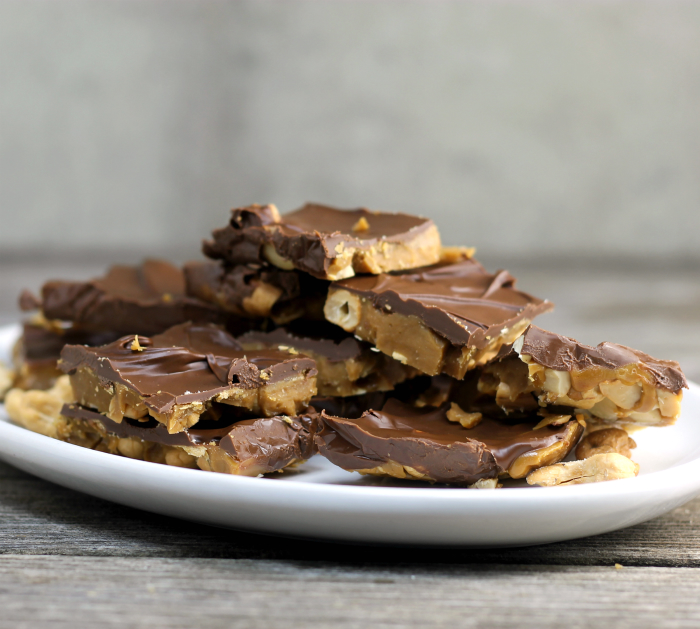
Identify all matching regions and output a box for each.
[12,322,121,391]
[184,260,326,324]
[324,258,552,379]
[21,259,223,336]
[239,322,419,397]
[203,203,442,281]
[57,403,319,476]
[477,325,687,427]
[59,322,318,433]
[315,398,583,485]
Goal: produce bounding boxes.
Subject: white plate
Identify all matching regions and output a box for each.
[1,323,699,547]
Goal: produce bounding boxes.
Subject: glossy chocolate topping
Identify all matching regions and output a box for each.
[59,323,317,415]
[203,203,436,279]
[61,404,319,469]
[518,326,688,393]
[24,259,223,335]
[335,259,552,349]
[316,399,577,485]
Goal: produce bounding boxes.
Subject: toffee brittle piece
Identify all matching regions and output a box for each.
[203,203,442,281]
[324,258,552,379]
[315,398,583,485]
[478,326,687,427]
[184,260,326,324]
[58,403,319,476]
[59,323,317,433]
[239,323,419,397]
[21,259,223,336]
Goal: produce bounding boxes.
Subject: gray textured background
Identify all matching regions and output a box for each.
[1,0,699,262]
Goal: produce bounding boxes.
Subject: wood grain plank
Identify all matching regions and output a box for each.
[1,462,699,567]
[0,555,698,629]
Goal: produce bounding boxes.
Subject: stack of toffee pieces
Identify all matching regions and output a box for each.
[3,204,688,487]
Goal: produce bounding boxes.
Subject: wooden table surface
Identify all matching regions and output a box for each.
[0,255,699,629]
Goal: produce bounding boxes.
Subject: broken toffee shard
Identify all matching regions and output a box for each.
[478,325,687,427]
[324,258,552,379]
[58,403,320,476]
[238,323,419,397]
[202,203,442,281]
[315,398,583,486]
[21,258,223,336]
[58,323,318,434]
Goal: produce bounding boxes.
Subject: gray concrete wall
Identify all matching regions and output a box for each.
[1,1,699,261]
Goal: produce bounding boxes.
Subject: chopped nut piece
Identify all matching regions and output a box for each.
[468,478,499,489]
[526,453,639,486]
[575,428,636,460]
[352,217,370,232]
[532,413,571,430]
[445,403,483,429]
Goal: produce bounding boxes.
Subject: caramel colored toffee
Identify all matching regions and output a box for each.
[315,399,582,485]
[59,323,317,433]
[479,326,687,427]
[324,258,552,379]
[203,203,442,281]
[21,259,223,336]
[59,403,319,476]
[239,323,418,397]
[184,260,326,324]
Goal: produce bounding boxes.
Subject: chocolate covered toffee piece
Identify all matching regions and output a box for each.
[239,323,419,397]
[21,259,223,336]
[203,203,442,281]
[324,258,552,379]
[478,326,687,427]
[59,403,319,475]
[59,323,317,433]
[315,399,583,485]
[184,260,326,324]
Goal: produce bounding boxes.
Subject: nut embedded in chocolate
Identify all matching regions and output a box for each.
[59,322,318,433]
[202,203,442,281]
[324,258,552,379]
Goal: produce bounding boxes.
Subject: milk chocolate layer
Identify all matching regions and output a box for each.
[316,399,580,485]
[518,326,687,394]
[333,259,552,350]
[23,259,223,336]
[203,203,440,280]
[59,322,317,419]
[184,260,326,323]
[61,403,319,473]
